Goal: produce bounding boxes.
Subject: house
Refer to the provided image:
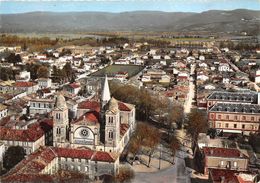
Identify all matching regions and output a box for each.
[38,78,52,89]
[255,70,260,83]
[114,72,128,81]
[63,83,81,95]
[29,98,55,115]
[0,104,8,120]
[16,71,31,82]
[14,81,39,94]
[159,75,171,83]
[218,61,230,72]
[0,117,53,154]
[202,147,248,175]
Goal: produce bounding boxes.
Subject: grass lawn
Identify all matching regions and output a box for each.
[91,64,144,78]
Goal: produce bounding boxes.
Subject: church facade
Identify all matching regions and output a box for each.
[53,75,136,153]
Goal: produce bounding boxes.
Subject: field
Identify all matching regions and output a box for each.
[91,64,144,78]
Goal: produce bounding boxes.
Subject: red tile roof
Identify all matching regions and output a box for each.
[72,111,100,125]
[91,151,116,162]
[55,147,94,159]
[203,147,247,158]
[0,119,53,142]
[118,102,131,111]
[68,83,81,89]
[210,169,239,183]
[15,82,36,87]
[78,100,100,112]
[2,146,118,182]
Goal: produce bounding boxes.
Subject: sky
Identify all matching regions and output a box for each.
[0,0,259,14]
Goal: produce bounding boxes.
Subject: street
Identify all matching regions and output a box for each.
[132,148,191,183]
[184,64,195,114]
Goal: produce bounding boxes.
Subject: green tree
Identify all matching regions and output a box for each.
[37,65,49,78]
[3,146,26,170]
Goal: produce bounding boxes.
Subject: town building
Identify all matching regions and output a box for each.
[37,78,52,89]
[0,104,8,120]
[202,147,248,175]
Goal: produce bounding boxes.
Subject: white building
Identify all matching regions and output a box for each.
[38,78,52,89]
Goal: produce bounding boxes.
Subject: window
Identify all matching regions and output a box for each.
[56,113,60,120]
[234,116,238,120]
[218,123,221,128]
[242,124,245,129]
[234,161,237,167]
[242,116,246,121]
[251,117,255,121]
[234,124,237,128]
[226,115,229,120]
[225,123,229,128]
[38,103,40,108]
[108,131,113,139]
[109,116,114,123]
[218,115,222,120]
[220,161,224,166]
[211,114,214,119]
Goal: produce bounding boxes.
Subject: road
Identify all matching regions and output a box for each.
[184,64,196,114]
[132,149,191,183]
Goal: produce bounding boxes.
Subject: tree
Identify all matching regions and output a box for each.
[37,65,49,78]
[6,53,22,65]
[185,109,208,154]
[128,123,161,167]
[143,126,161,167]
[169,135,180,164]
[3,146,26,170]
[169,104,184,129]
[115,167,134,183]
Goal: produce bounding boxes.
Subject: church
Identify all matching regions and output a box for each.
[53,75,136,153]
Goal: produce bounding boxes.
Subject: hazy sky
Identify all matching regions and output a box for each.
[0,0,259,14]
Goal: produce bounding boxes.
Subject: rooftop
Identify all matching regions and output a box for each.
[209,102,260,114]
[203,147,247,159]
[207,91,257,104]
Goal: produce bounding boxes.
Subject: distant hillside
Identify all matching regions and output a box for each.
[0,9,259,34]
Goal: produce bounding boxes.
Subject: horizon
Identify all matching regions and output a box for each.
[0,0,260,14]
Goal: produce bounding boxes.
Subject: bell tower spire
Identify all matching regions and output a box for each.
[101,75,111,108]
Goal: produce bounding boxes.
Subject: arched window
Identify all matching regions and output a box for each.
[108,131,113,139]
[57,127,60,134]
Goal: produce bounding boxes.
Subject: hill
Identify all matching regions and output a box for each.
[0,9,259,34]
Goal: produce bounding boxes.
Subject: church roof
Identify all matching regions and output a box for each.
[101,75,111,102]
[72,111,100,125]
[78,100,100,112]
[54,94,67,110]
[118,102,134,111]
